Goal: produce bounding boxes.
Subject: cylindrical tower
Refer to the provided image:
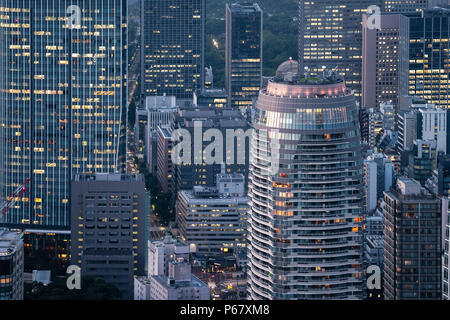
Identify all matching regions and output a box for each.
[247,61,365,300]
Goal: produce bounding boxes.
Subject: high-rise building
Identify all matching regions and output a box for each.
[298,0,383,99]
[443,195,450,299]
[71,173,146,300]
[0,229,24,300]
[406,7,450,108]
[383,177,442,300]
[362,13,409,115]
[408,139,437,185]
[172,107,250,191]
[143,96,177,174]
[364,159,378,212]
[0,0,127,233]
[156,126,174,194]
[247,61,365,300]
[141,0,205,100]
[176,173,248,256]
[226,3,262,112]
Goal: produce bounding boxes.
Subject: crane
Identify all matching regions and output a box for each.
[0,178,31,218]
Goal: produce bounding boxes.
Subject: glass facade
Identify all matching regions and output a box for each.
[226,3,262,112]
[407,8,450,108]
[0,0,127,230]
[298,0,383,99]
[141,0,205,99]
[247,71,365,299]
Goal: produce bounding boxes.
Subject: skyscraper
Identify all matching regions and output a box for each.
[247,61,365,300]
[382,0,431,13]
[226,3,262,112]
[362,13,409,115]
[141,0,205,100]
[405,7,450,108]
[0,0,127,232]
[71,173,146,300]
[298,0,383,99]
[383,177,442,300]
[0,229,24,300]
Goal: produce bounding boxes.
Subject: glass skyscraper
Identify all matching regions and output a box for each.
[298,0,383,99]
[0,0,127,231]
[225,3,262,112]
[247,61,365,299]
[406,6,450,108]
[141,0,205,100]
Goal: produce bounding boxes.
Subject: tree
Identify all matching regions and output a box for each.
[25,276,122,300]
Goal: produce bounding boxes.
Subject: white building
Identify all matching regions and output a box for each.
[134,276,151,300]
[148,236,190,277]
[134,235,190,300]
[0,229,24,300]
[149,258,210,300]
[419,106,447,153]
[176,173,248,255]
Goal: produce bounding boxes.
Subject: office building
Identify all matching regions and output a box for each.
[444,195,450,299]
[0,0,127,235]
[156,126,174,194]
[397,110,418,151]
[135,108,149,150]
[365,235,384,268]
[141,0,205,100]
[145,96,177,131]
[408,139,437,185]
[193,88,229,109]
[364,160,378,212]
[367,108,385,148]
[176,173,247,255]
[382,0,434,13]
[71,173,146,300]
[226,3,262,111]
[406,7,450,108]
[397,103,447,153]
[134,235,189,300]
[0,229,24,300]
[149,258,210,300]
[362,13,409,115]
[143,95,177,174]
[148,235,190,277]
[366,207,384,236]
[298,0,383,99]
[173,107,250,191]
[418,106,447,153]
[383,177,441,300]
[247,61,365,300]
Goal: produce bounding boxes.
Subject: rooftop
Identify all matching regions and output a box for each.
[228,3,262,14]
[264,60,351,99]
[74,173,144,182]
[0,229,23,255]
[152,274,208,289]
